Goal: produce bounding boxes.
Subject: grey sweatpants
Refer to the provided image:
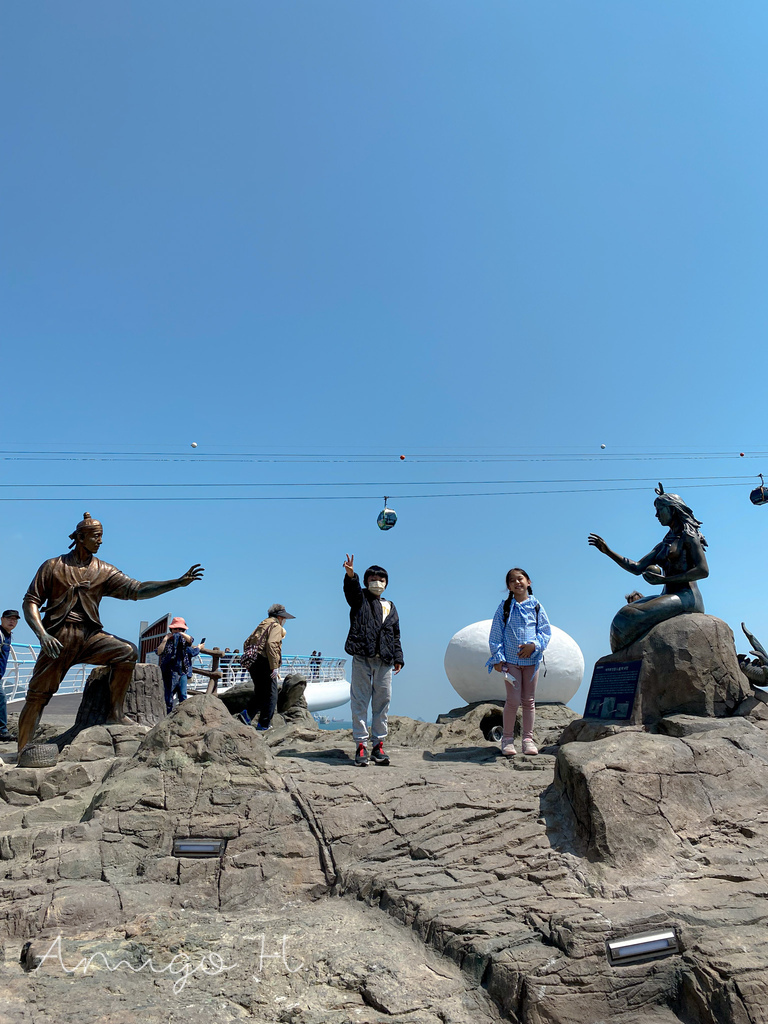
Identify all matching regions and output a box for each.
[350,655,392,745]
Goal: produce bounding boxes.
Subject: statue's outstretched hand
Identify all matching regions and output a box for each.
[178,564,205,587]
[39,632,63,659]
[588,533,609,555]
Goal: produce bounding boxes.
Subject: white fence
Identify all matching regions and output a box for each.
[2,644,347,701]
[189,654,347,691]
[1,643,92,702]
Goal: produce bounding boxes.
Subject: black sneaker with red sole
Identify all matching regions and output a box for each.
[371,743,390,766]
[354,743,369,766]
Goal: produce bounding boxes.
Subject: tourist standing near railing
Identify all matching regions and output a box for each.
[219,648,233,682]
[157,617,199,713]
[309,650,323,679]
[241,603,295,731]
[0,609,20,741]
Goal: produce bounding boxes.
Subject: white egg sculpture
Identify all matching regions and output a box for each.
[444,620,584,704]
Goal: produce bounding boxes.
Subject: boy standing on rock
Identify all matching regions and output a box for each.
[343,554,404,767]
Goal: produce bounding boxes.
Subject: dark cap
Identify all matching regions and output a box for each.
[268,603,296,620]
[1,610,20,619]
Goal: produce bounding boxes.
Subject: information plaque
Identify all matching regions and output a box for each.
[583,660,642,720]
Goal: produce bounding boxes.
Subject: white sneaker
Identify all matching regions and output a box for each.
[522,739,538,756]
[501,738,516,757]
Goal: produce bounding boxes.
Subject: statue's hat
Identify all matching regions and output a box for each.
[68,512,103,544]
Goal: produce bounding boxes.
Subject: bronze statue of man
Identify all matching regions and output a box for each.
[18,512,204,751]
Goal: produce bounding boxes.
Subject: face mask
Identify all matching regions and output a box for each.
[367,579,387,595]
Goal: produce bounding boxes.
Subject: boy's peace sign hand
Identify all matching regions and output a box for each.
[343,553,355,577]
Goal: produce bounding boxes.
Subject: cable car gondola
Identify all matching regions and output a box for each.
[377,496,397,531]
[750,474,768,507]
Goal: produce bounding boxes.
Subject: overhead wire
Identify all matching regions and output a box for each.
[0,474,755,489]
[0,481,750,501]
[0,445,762,501]
[0,448,766,465]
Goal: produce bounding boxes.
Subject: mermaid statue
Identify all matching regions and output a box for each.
[588,484,709,652]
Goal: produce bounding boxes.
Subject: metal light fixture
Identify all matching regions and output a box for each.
[606,929,679,966]
[172,838,228,859]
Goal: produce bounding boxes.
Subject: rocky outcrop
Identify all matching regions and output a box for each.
[593,613,750,726]
[554,714,768,868]
[276,673,314,724]
[124,661,167,724]
[52,663,166,751]
[217,672,317,728]
[437,700,579,748]
[1,694,768,1023]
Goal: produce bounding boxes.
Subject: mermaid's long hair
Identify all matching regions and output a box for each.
[654,484,708,548]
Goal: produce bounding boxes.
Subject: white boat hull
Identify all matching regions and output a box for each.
[305,679,351,712]
[206,673,351,713]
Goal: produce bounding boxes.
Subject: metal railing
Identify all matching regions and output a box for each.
[189,654,347,691]
[1,643,92,702]
[2,643,347,701]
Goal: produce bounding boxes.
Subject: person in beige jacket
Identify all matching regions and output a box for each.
[242,603,295,730]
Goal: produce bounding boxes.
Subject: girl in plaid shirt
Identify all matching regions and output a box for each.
[486,568,552,757]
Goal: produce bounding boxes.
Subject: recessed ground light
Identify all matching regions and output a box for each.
[172,838,228,858]
[606,929,679,966]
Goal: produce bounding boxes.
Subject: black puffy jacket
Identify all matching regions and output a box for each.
[343,573,404,666]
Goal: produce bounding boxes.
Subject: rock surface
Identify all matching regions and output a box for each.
[52,663,166,752]
[593,613,751,726]
[217,672,317,728]
[0,694,767,1023]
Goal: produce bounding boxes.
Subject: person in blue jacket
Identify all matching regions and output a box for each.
[486,569,551,757]
[0,610,21,741]
[156,616,199,714]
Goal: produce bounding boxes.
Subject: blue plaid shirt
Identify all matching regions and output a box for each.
[486,596,552,670]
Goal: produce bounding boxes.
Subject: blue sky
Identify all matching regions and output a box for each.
[2,1,768,720]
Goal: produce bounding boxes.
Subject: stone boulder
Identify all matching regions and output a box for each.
[553,714,768,870]
[215,678,255,715]
[277,673,314,724]
[436,700,580,748]
[217,673,318,729]
[52,663,166,751]
[57,722,150,762]
[80,695,327,898]
[592,613,750,727]
[124,661,167,724]
[129,691,271,770]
